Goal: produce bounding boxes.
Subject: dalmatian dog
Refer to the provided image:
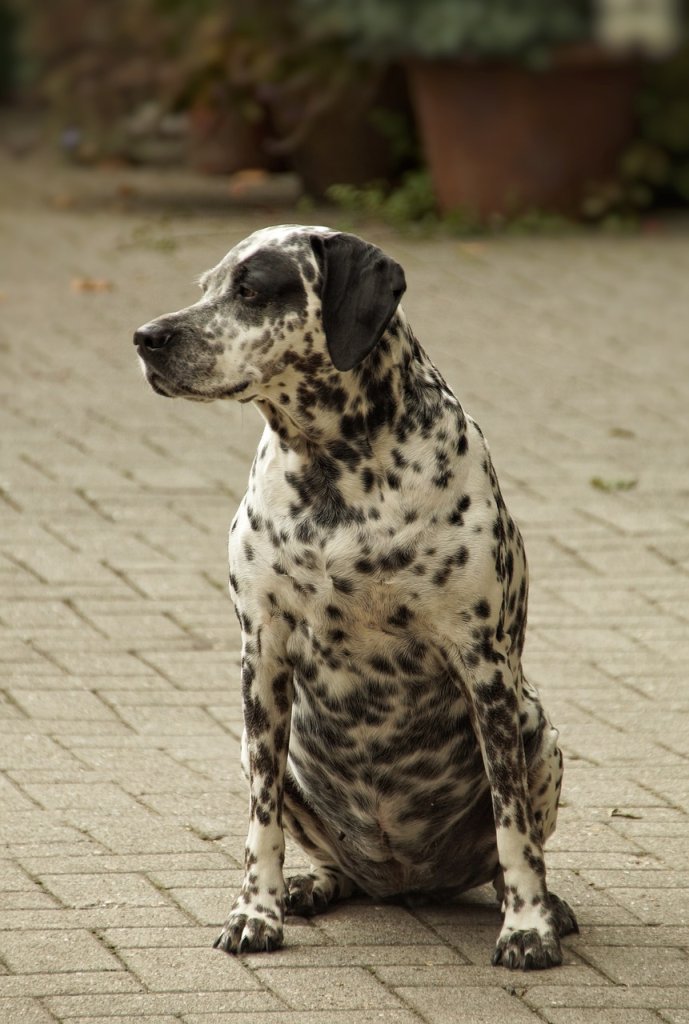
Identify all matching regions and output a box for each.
[134,225,578,970]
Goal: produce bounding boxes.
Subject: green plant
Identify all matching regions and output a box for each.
[326,171,440,232]
[0,0,18,99]
[296,0,592,64]
[583,40,689,219]
[326,171,578,236]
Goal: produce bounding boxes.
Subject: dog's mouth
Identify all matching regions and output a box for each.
[221,379,251,399]
[144,367,253,403]
[146,369,175,398]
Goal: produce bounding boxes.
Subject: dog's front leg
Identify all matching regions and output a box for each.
[448,643,564,970]
[214,621,293,954]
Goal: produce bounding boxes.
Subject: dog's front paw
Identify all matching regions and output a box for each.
[492,927,562,970]
[214,894,284,955]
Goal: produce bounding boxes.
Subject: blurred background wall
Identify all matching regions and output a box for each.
[1,0,688,225]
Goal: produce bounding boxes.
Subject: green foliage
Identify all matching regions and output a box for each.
[296,0,593,63]
[584,42,689,218]
[0,0,19,98]
[326,172,440,232]
[637,41,689,202]
[326,171,575,236]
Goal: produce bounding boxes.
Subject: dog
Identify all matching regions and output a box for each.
[134,225,578,970]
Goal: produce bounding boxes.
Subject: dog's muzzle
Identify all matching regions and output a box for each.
[133,322,178,396]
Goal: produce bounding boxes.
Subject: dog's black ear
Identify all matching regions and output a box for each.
[312,232,406,372]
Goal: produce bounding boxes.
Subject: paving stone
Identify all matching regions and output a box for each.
[605,888,689,926]
[577,945,689,987]
[120,946,261,991]
[45,991,285,1017]
[254,966,404,1010]
[77,1019,180,1024]
[99,926,216,949]
[376,962,606,988]
[398,984,544,1023]
[19,782,143,813]
[541,1010,664,1024]
[0,971,141,998]
[0,890,58,912]
[0,999,60,1023]
[17,852,231,877]
[164,884,243,927]
[58,811,212,855]
[181,1014,424,1024]
[524,986,689,1010]
[37,872,173,910]
[111,704,229,736]
[0,907,191,931]
[0,736,84,771]
[313,902,443,947]
[76,1018,180,1024]
[569,926,689,948]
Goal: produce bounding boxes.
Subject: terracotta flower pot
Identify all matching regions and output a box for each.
[266,67,412,198]
[406,52,640,216]
[188,97,269,176]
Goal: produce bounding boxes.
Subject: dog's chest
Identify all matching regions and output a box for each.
[232,421,499,630]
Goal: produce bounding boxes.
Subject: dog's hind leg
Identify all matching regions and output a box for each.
[522,690,578,940]
[282,772,359,916]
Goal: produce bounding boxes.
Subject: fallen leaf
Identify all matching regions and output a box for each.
[71,276,113,293]
[115,183,139,200]
[51,193,76,210]
[610,808,643,820]
[228,168,270,197]
[590,476,638,493]
[458,242,487,259]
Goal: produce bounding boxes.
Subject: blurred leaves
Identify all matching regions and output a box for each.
[296,0,593,63]
[585,40,689,218]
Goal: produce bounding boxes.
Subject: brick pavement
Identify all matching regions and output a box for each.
[1,153,688,1023]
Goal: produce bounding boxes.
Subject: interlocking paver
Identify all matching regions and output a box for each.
[0,929,121,974]
[398,984,547,1023]
[254,965,404,1010]
[1,149,688,1023]
[120,946,262,992]
[0,1000,57,1024]
[541,1011,662,1024]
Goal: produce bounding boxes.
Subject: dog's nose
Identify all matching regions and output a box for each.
[133,323,174,352]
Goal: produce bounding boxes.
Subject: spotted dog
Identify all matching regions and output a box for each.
[134,225,578,970]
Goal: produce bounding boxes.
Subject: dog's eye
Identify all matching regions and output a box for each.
[237,283,259,301]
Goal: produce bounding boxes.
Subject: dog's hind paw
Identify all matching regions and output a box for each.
[285,873,332,917]
[547,892,579,937]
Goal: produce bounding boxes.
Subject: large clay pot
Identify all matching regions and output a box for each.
[188,92,269,175]
[267,67,413,197]
[407,52,640,216]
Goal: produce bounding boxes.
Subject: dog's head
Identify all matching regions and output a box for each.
[133,225,406,403]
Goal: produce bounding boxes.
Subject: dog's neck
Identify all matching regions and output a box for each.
[249,311,469,529]
[252,309,466,471]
